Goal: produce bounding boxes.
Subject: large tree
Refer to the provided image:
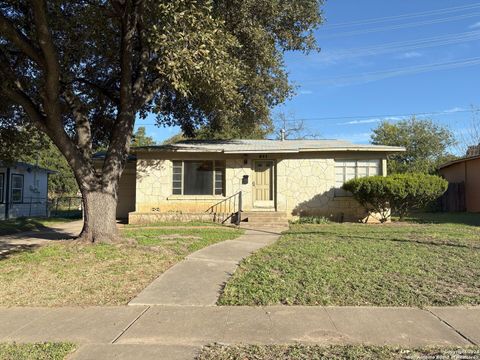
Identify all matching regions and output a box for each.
[0,0,323,242]
[371,117,456,174]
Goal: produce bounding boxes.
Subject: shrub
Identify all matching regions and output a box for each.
[291,216,331,224]
[343,173,448,222]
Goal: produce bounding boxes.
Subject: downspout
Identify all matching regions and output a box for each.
[5,167,10,219]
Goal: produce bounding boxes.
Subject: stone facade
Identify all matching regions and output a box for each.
[128,151,388,224]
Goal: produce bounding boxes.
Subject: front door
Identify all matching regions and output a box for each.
[253,160,274,208]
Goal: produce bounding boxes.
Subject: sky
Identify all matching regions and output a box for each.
[136,0,480,154]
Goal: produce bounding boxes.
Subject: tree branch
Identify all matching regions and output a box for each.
[31,0,62,121]
[0,11,45,66]
[72,77,120,106]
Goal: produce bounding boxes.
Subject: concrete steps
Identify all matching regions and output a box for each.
[240,211,289,229]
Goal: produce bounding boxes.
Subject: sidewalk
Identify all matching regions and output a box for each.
[0,305,478,359]
[129,228,282,306]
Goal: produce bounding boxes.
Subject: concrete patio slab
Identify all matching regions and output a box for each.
[324,307,470,346]
[1,306,147,343]
[70,344,200,360]
[428,307,480,345]
[129,260,238,306]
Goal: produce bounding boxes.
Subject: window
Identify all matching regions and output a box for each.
[172,160,225,196]
[11,174,24,203]
[0,173,4,203]
[335,160,380,196]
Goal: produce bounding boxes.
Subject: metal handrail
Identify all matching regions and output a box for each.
[206,191,242,225]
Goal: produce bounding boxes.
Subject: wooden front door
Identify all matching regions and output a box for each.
[253,160,274,205]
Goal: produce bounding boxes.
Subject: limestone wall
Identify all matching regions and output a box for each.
[130,151,387,223]
[276,158,367,221]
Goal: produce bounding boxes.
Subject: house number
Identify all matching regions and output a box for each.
[151,207,160,212]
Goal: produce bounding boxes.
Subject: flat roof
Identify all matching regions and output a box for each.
[133,139,405,154]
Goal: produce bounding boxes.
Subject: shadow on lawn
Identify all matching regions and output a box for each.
[404,212,480,226]
[289,229,480,250]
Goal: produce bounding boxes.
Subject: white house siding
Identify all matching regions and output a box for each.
[0,165,49,220]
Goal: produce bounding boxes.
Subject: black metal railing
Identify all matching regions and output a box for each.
[206,191,242,225]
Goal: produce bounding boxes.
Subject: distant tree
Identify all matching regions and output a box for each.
[0,0,323,243]
[273,112,321,140]
[455,106,480,156]
[21,137,78,197]
[131,127,156,147]
[371,117,456,174]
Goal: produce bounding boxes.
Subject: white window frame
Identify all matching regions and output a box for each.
[172,160,225,196]
[335,160,381,197]
[11,173,24,203]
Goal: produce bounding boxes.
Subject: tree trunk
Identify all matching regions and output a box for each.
[79,190,119,243]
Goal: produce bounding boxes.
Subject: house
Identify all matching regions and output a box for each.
[438,152,480,212]
[0,162,54,220]
[116,139,404,224]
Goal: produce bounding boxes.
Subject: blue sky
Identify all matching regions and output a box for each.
[136,0,480,153]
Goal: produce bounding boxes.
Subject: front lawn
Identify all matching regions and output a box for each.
[219,214,480,306]
[198,344,480,360]
[0,342,75,360]
[0,217,79,236]
[0,225,242,306]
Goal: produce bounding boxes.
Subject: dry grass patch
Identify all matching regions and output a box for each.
[0,226,242,306]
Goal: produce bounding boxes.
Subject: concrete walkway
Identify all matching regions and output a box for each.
[0,220,83,259]
[0,305,478,359]
[129,228,283,306]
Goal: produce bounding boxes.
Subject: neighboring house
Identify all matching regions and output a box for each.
[438,154,480,212]
[0,162,54,220]
[115,139,404,224]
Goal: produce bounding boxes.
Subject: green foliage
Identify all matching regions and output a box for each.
[198,344,480,360]
[131,127,156,147]
[0,342,76,360]
[218,220,480,306]
[20,137,78,197]
[290,216,330,224]
[371,117,456,174]
[343,173,448,222]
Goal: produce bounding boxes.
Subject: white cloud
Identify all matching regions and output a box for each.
[443,107,466,113]
[340,116,404,125]
[469,22,480,29]
[397,51,423,59]
[298,89,313,95]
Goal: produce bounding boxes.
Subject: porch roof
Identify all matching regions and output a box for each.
[133,139,405,154]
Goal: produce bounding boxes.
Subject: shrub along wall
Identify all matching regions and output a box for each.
[343,173,448,222]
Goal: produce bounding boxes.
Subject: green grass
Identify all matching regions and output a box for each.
[0,342,75,360]
[0,217,79,236]
[0,226,242,306]
[125,221,221,228]
[219,214,480,307]
[198,344,480,360]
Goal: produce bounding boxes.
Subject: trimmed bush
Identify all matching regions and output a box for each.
[343,173,448,222]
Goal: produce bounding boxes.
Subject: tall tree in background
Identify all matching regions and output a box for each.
[371,117,456,174]
[131,126,156,147]
[0,0,323,242]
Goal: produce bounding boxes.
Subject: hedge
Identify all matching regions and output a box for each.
[343,173,448,222]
